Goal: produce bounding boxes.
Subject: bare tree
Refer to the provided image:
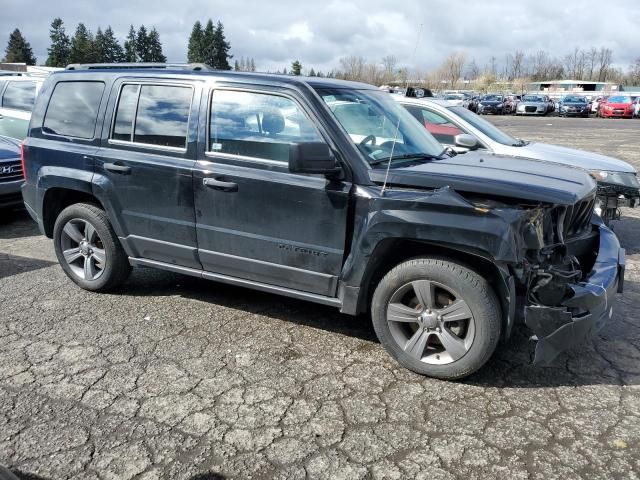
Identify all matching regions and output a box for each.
[381,55,397,82]
[597,47,613,82]
[338,55,366,81]
[441,52,466,88]
[465,58,480,80]
[510,50,525,80]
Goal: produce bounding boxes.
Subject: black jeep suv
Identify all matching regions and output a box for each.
[21,64,625,379]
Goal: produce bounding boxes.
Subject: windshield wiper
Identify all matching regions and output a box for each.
[369,152,442,166]
[512,139,529,147]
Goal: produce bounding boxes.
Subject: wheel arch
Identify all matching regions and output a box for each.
[42,187,106,238]
[349,238,515,340]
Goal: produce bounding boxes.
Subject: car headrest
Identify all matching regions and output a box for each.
[262,110,285,135]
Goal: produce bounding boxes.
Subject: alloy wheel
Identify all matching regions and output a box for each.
[386,280,475,364]
[60,218,106,281]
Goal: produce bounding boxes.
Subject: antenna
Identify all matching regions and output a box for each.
[381,22,423,196]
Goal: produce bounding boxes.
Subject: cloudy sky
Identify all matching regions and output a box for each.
[2,0,640,72]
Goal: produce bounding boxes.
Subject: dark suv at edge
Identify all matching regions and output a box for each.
[21,65,625,379]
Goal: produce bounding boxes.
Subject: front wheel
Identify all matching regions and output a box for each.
[371,257,501,380]
[53,202,131,292]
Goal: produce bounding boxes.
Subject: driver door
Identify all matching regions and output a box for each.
[193,87,351,297]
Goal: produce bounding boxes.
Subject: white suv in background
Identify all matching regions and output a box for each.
[0,76,44,141]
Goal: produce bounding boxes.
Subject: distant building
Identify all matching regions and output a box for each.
[528,79,622,95]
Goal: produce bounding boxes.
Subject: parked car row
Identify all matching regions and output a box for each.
[396,95,640,222]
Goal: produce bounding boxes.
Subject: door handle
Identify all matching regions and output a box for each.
[104,162,131,174]
[203,177,238,192]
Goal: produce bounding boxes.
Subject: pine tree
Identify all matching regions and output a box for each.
[124,25,137,62]
[291,60,302,75]
[136,25,151,62]
[201,20,215,67]
[308,68,316,77]
[69,23,96,64]
[95,26,124,63]
[187,21,203,63]
[3,29,36,65]
[233,59,240,71]
[46,18,70,67]
[249,58,256,72]
[147,28,166,62]
[239,56,246,71]
[212,21,232,70]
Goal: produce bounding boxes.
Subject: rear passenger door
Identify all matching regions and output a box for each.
[193,86,351,297]
[0,80,37,140]
[95,79,202,269]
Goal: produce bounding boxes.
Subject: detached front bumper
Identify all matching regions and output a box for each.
[524,223,624,365]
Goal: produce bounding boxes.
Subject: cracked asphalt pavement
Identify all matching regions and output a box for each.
[1,116,640,479]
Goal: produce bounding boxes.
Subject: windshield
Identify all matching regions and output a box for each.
[482,95,502,102]
[444,94,464,100]
[448,106,520,146]
[316,88,445,165]
[563,96,586,103]
[522,95,544,102]
[607,96,632,104]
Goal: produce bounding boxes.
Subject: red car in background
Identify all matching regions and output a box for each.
[598,95,635,118]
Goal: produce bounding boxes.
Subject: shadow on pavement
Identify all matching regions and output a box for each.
[113,267,640,388]
[189,473,226,480]
[0,253,56,281]
[116,266,378,342]
[0,209,41,240]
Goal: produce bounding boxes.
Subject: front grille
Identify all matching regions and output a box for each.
[0,161,23,182]
[525,106,537,113]
[557,195,595,242]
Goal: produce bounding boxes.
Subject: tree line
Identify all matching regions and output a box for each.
[187,20,232,70]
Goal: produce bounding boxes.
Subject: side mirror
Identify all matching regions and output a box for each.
[289,142,340,175]
[454,134,479,150]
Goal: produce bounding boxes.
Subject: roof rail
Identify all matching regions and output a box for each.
[65,62,213,71]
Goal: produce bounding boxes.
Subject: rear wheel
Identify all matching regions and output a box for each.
[371,257,501,380]
[53,203,131,291]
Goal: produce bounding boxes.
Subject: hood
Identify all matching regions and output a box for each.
[519,100,546,106]
[0,136,20,162]
[480,100,502,105]
[369,151,596,205]
[519,142,636,173]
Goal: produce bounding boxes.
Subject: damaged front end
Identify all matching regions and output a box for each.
[516,200,625,365]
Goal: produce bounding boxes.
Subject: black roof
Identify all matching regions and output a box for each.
[55,66,376,90]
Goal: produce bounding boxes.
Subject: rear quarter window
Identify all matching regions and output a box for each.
[43,81,105,139]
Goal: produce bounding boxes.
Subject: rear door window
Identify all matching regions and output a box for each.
[43,81,105,139]
[110,83,193,149]
[1,81,36,111]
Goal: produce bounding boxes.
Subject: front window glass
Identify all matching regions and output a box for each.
[448,106,521,146]
[2,81,36,111]
[316,87,444,166]
[209,90,324,163]
[482,95,503,102]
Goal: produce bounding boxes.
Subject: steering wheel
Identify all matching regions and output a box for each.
[360,135,376,147]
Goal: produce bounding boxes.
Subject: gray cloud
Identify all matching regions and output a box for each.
[2,0,639,72]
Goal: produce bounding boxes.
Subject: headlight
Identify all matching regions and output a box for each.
[590,170,610,181]
[590,170,640,188]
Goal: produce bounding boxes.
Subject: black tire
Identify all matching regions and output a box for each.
[53,202,131,292]
[371,257,501,380]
